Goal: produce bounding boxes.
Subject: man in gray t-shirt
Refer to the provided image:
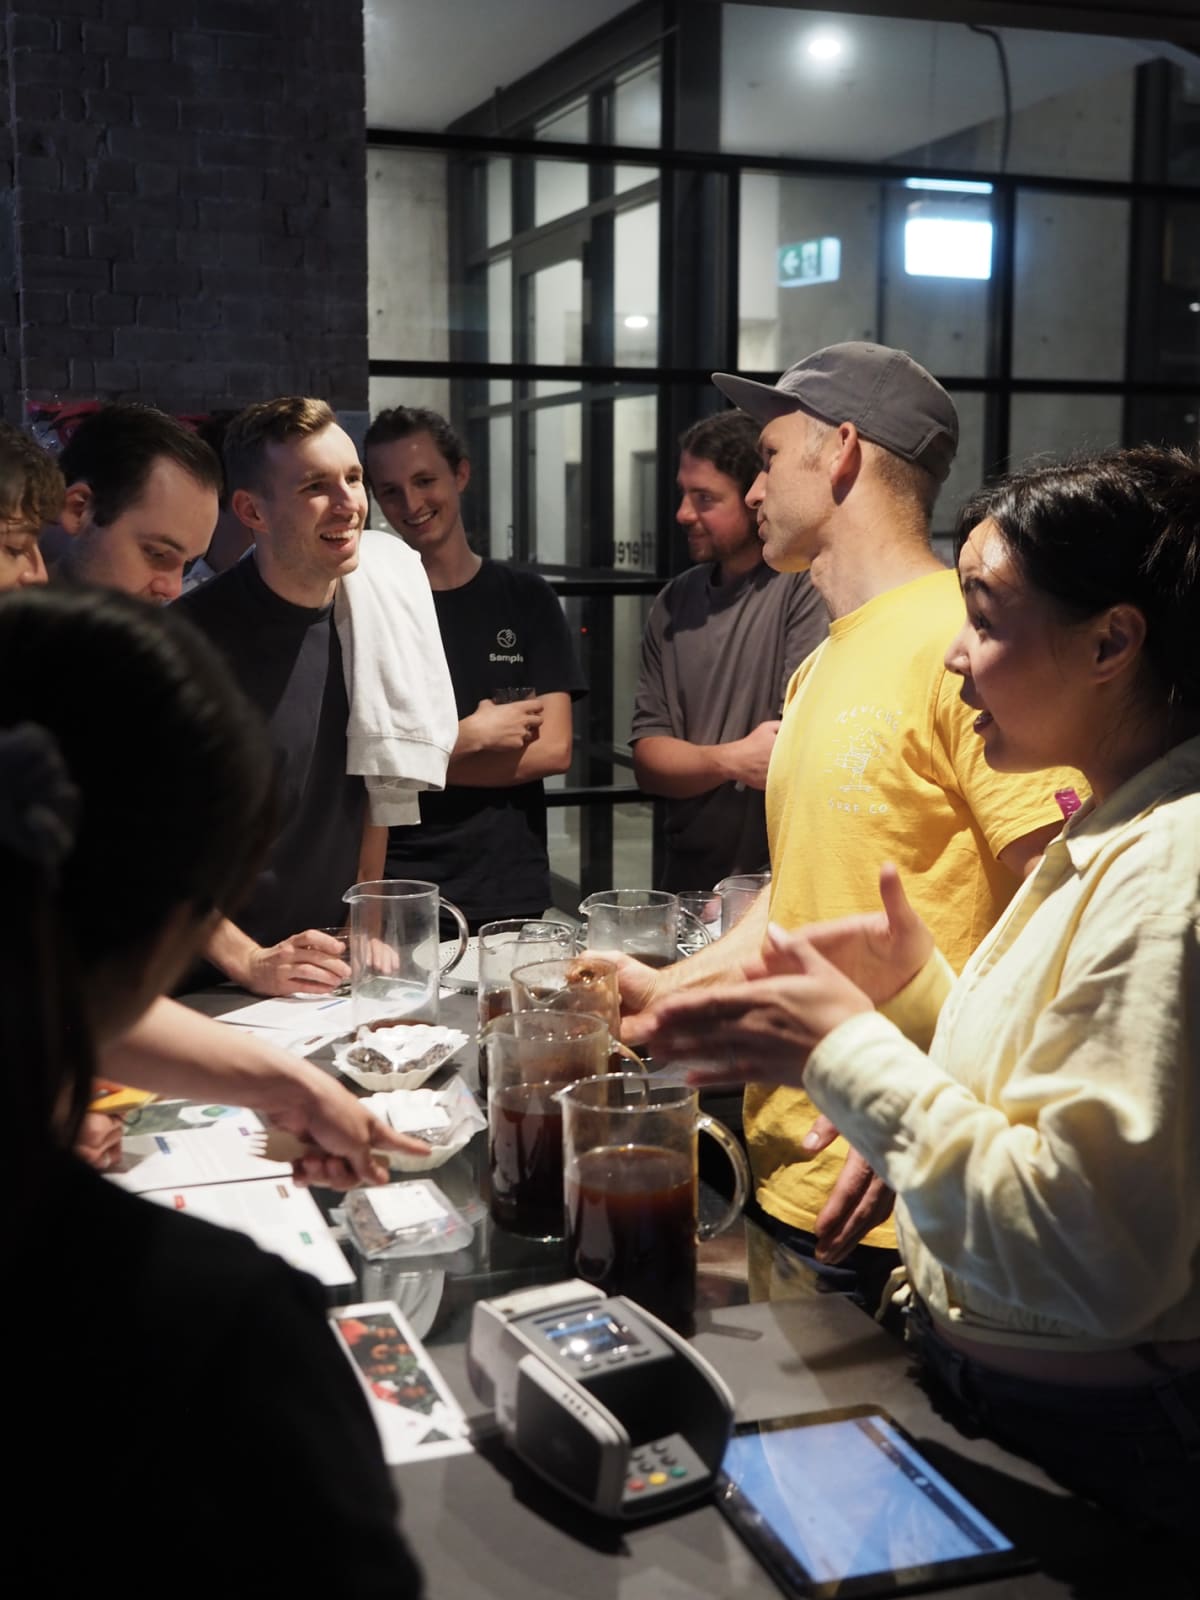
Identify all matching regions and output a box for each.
[631,412,828,891]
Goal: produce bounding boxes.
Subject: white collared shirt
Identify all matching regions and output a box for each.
[806,734,1200,1349]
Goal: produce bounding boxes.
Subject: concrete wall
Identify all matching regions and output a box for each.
[1,0,368,424]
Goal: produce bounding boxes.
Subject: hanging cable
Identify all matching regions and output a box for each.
[968,23,1013,174]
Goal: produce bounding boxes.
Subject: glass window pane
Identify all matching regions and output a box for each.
[488,415,514,561]
[1008,394,1123,470]
[717,6,1174,182]
[531,401,582,566]
[548,798,655,907]
[535,159,589,226]
[1165,64,1200,187]
[615,58,661,194]
[933,391,986,542]
[488,256,512,402]
[547,801,581,909]
[368,149,449,361]
[1131,202,1200,385]
[536,98,589,143]
[615,203,659,366]
[738,172,879,373]
[613,392,659,573]
[368,374,451,420]
[613,799,655,889]
[487,158,512,248]
[1014,193,1129,380]
[1125,396,1200,453]
[530,259,582,397]
[883,185,992,378]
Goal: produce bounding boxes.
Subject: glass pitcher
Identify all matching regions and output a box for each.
[578,888,712,966]
[342,879,468,1027]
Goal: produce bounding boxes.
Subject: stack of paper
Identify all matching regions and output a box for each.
[146,1177,356,1288]
[109,1111,355,1290]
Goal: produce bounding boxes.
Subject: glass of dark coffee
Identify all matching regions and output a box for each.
[484,1011,616,1242]
[476,919,574,1095]
[560,1074,749,1335]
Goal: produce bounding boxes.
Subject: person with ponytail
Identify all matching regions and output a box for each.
[641,446,1200,1538]
[4,586,421,1594]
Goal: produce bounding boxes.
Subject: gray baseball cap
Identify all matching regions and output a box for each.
[713,341,959,484]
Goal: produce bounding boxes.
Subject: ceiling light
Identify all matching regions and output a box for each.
[904,178,994,195]
[905,218,994,281]
[623,314,650,330]
[806,32,844,62]
[1189,301,1200,313]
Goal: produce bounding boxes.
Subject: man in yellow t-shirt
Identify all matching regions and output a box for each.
[620,342,1080,1311]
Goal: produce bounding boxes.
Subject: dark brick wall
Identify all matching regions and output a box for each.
[0,0,368,424]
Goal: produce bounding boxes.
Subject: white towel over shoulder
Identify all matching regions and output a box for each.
[335,529,457,827]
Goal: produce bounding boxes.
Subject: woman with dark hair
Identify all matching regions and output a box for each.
[641,446,1200,1535]
[4,586,421,1594]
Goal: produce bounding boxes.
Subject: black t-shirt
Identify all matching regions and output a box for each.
[13,1156,423,1596]
[175,555,364,946]
[386,561,586,927]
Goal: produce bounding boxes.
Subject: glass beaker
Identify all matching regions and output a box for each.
[578,889,711,966]
[714,872,771,933]
[476,919,574,1094]
[342,879,468,1027]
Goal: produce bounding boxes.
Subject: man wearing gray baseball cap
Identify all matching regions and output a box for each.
[618,342,1081,1312]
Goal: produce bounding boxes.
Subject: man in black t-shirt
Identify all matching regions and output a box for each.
[177,397,379,994]
[365,406,586,929]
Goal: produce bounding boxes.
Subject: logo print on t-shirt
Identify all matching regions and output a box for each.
[497,628,517,648]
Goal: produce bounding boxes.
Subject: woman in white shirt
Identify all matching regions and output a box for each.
[641,445,1200,1536]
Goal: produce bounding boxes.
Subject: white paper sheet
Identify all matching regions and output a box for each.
[109,1119,292,1194]
[216,993,456,1031]
[144,1176,355,1287]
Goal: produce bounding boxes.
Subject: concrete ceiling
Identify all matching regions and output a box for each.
[721,7,1193,161]
[365,0,636,130]
[365,0,1197,152]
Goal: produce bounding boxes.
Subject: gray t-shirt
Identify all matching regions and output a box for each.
[631,561,828,891]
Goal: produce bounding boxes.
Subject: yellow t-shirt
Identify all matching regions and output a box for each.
[749,567,1084,1248]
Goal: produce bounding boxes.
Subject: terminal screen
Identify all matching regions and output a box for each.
[544,1313,634,1359]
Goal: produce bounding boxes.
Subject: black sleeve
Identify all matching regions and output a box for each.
[519,573,588,700]
[199,1258,425,1597]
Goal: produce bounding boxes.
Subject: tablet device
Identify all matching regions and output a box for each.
[717,1406,1034,1598]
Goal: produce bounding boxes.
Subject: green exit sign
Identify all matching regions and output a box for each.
[777,236,842,287]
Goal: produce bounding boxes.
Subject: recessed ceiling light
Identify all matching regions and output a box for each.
[624,314,650,330]
[806,32,845,62]
[1189,301,1200,313]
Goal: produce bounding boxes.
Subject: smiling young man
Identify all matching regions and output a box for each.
[175,397,430,994]
[364,405,585,930]
[51,404,221,603]
[617,343,1082,1312]
[631,411,827,891]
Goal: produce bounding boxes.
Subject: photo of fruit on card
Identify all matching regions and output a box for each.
[331,1302,471,1464]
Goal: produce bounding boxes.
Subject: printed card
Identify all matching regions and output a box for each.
[330,1301,472,1464]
